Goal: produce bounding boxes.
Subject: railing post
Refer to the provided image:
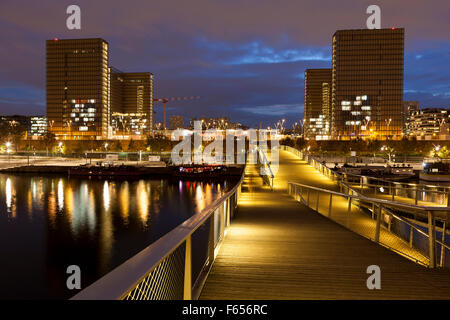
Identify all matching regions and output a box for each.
[208,215,215,265]
[183,235,192,300]
[375,205,382,243]
[409,225,414,248]
[316,191,320,212]
[392,185,395,201]
[347,196,352,227]
[428,211,436,268]
[226,200,230,227]
[415,188,419,205]
[328,193,332,217]
[371,203,375,220]
[440,221,446,267]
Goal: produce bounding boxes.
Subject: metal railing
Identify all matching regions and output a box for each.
[288,181,450,268]
[256,147,274,190]
[281,145,450,207]
[71,168,245,300]
[281,145,450,268]
[281,145,343,182]
[340,172,450,207]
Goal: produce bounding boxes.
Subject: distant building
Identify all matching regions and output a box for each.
[111,112,148,137]
[331,28,404,139]
[169,115,184,130]
[110,70,153,134]
[29,116,47,137]
[46,38,110,140]
[304,69,332,139]
[46,38,154,140]
[190,117,230,130]
[409,108,450,139]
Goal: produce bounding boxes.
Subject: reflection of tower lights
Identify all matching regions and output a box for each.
[48,191,56,226]
[57,179,64,211]
[137,181,149,225]
[103,181,110,210]
[65,185,74,223]
[119,182,130,224]
[195,185,205,212]
[88,189,96,234]
[5,178,12,212]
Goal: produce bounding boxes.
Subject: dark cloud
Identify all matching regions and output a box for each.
[0,0,449,127]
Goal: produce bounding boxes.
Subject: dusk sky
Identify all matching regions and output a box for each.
[1,0,450,127]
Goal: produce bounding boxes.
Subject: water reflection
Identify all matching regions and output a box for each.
[137,180,149,226]
[119,182,130,225]
[0,174,236,299]
[57,179,64,211]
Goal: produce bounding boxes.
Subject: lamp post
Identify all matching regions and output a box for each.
[434,144,441,160]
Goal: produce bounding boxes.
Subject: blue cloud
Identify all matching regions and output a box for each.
[0,85,44,106]
[227,41,331,65]
[239,103,303,116]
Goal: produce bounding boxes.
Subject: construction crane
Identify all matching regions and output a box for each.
[153,96,201,129]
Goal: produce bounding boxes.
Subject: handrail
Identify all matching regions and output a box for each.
[288,180,450,267]
[281,145,450,208]
[72,165,246,300]
[288,181,450,218]
[340,170,450,192]
[257,147,274,190]
[281,145,449,268]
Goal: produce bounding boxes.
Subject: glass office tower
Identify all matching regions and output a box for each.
[331,28,404,139]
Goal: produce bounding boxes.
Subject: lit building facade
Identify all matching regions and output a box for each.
[110,70,152,135]
[408,108,450,139]
[46,38,110,140]
[111,112,148,137]
[304,69,332,139]
[331,28,404,139]
[29,116,47,137]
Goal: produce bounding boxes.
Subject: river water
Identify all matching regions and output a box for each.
[0,174,237,299]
